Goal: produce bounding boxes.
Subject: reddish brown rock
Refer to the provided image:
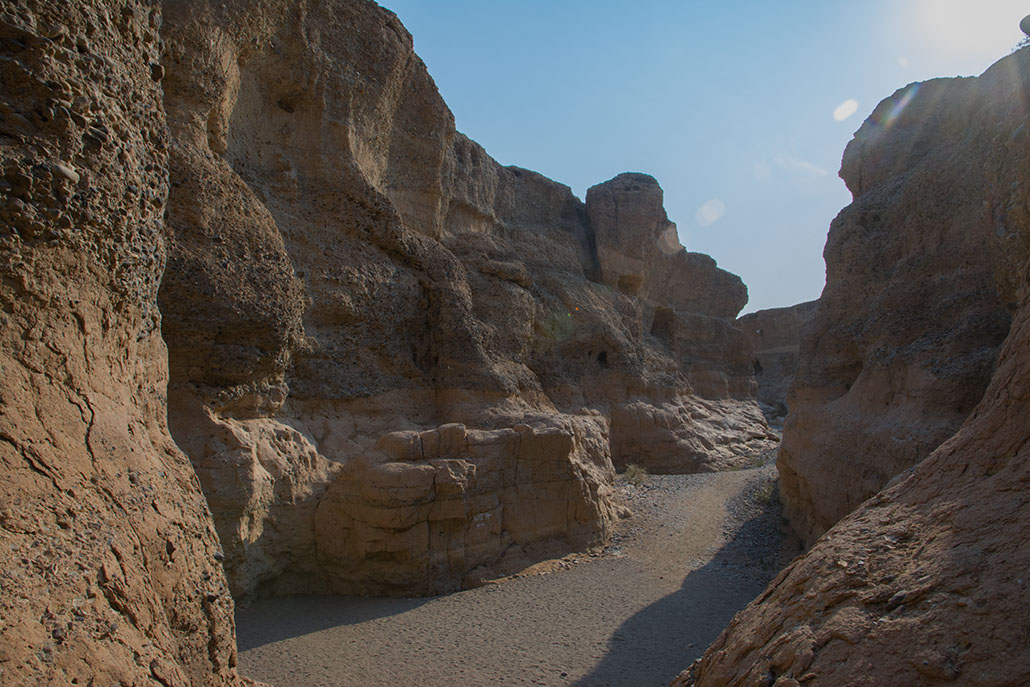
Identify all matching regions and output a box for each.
[778,68,1013,544]
[737,300,819,423]
[0,2,245,684]
[676,47,1030,687]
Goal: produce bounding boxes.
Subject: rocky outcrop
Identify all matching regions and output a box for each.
[155,0,774,601]
[315,418,617,595]
[0,2,244,685]
[777,67,1014,544]
[737,300,819,423]
[675,47,1030,687]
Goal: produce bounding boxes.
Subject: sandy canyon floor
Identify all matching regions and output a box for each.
[236,454,799,687]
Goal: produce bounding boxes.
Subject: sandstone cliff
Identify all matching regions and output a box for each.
[0,2,243,685]
[675,47,1030,687]
[777,67,1014,544]
[0,0,774,681]
[737,300,818,424]
[155,0,774,602]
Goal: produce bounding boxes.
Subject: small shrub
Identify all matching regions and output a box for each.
[756,479,777,505]
[624,463,648,486]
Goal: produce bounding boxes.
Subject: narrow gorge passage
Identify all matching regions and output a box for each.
[236,459,800,687]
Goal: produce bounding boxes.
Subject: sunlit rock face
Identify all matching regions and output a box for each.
[315,419,617,596]
[675,47,1030,687]
[737,300,819,424]
[777,70,1013,545]
[156,0,774,601]
[0,1,245,684]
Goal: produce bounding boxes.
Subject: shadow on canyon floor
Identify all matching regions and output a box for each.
[236,594,433,652]
[234,471,800,686]
[575,496,799,686]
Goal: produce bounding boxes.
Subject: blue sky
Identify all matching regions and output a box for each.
[380,1,1028,313]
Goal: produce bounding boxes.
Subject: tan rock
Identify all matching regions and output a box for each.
[737,300,819,423]
[314,419,616,596]
[0,2,244,684]
[676,47,1030,687]
[778,68,1013,544]
[610,397,775,473]
[154,0,773,599]
[167,393,341,603]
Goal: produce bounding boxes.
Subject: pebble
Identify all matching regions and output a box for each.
[51,161,79,184]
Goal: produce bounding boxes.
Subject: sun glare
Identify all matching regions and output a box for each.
[914,0,1026,59]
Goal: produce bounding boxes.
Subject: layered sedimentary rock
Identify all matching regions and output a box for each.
[675,47,1030,687]
[315,418,616,595]
[0,2,244,685]
[737,300,818,423]
[155,0,773,600]
[777,67,1014,544]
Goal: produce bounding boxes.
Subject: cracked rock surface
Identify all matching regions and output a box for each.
[0,1,245,685]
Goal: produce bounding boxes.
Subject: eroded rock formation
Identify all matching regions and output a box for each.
[155,0,774,601]
[676,47,1030,687]
[0,2,243,685]
[778,68,1014,544]
[315,418,617,595]
[737,300,818,424]
[0,0,777,680]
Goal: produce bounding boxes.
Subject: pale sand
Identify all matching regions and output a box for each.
[236,463,799,687]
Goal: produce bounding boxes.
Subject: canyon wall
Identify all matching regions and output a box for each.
[777,67,1014,544]
[156,0,774,602]
[737,300,818,424]
[0,2,244,685]
[676,47,1030,687]
[0,0,775,680]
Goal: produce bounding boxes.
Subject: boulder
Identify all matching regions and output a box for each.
[315,419,616,595]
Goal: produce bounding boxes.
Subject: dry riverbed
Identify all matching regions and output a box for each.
[236,458,800,687]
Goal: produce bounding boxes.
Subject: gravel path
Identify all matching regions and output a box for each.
[236,459,800,687]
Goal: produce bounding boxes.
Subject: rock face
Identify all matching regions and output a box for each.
[0,0,774,679]
[0,2,244,685]
[737,300,819,423]
[155,0,774,601]
[315,418,616,595]
[777,68,1014,544]
[675,47,1030,687]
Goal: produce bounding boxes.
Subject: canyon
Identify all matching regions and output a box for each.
[737,300,818,425]
[2,0,769,682]
[2,0,1029,685]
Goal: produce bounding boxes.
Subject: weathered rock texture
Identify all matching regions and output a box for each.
[675,47,1030,687]
[316,419,616,595]
[737,300,819,423]
[0,2,244,685]
[0,0,774,676]
[778,67,1015,544]
[155,0,774,601]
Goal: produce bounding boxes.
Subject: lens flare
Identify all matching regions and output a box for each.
[834,99,859,121]
[881,83,919,128]
[695,198,726,227]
